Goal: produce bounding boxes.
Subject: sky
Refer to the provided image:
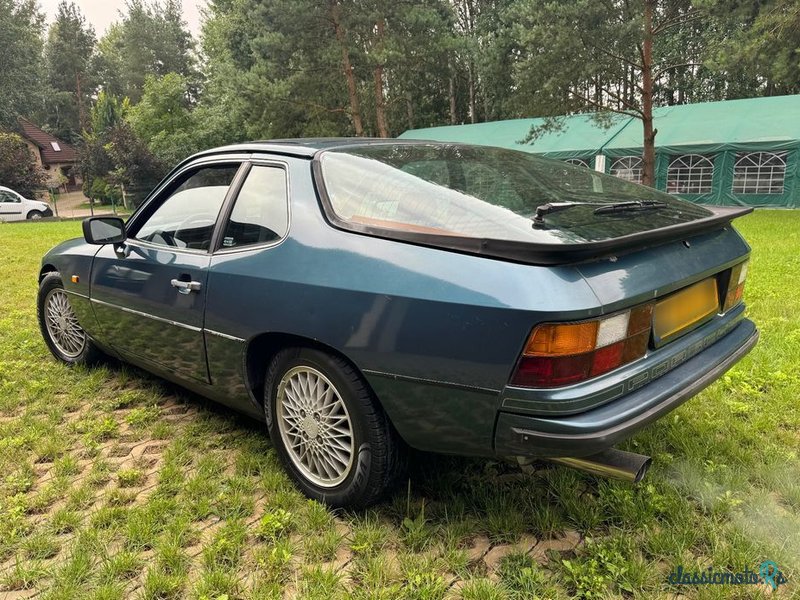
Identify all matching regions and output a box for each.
[37,0,207,37]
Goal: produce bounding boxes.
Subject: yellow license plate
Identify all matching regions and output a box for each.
[653,278,719,344]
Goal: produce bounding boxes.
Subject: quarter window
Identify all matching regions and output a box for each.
[135,165,239,250]
[220,165,289,249]
[667,154,714,194]
[732,152,787,195]
[609,156,643,184]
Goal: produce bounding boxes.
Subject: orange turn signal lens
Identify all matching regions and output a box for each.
[525,321,598,356]
[511,303,654,388]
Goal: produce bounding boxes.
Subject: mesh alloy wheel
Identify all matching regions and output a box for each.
[276,365,355,488]
[43,288,86,358]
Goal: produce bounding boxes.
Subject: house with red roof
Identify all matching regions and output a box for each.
[17,117,82,190]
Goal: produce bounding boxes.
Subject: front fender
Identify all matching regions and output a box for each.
[40,238,103,337]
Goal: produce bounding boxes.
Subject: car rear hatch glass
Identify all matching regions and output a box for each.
[316,143,750,264]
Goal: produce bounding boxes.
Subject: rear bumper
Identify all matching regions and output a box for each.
[494,318,758,458]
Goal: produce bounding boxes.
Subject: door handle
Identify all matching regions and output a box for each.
[170,278,202,294]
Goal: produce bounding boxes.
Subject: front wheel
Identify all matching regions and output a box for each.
[264,347,406,508]
[37,272,102,365]
[27,210,44,220]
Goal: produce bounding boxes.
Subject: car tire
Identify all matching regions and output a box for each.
[264,347,406,508]
[27,210,44,220]
[37,272,103,365]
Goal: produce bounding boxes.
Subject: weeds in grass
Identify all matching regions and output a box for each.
[304,527,343,562]
[192,567,241,599]
[22,530,61,560]
[100,550,142,582]
[141,566,185,600]
[203,520,247,569]
[460,578,507,600]
[1,558,49,590]
[125,404,161,428]
[499,552,561,600]
[252,538,294,583]
[256,507,295,541]
[117,467,145,488]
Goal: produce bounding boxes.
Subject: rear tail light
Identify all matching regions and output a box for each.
[723,260,749,312]
[510,303,654,388]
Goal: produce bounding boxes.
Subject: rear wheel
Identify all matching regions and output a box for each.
[27,210,43,220]
[264,347,406,508]
[37,272,102,365]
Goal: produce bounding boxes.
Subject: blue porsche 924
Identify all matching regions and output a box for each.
[37,140,758,507]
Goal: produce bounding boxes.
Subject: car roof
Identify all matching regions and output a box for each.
[187,137,440,161]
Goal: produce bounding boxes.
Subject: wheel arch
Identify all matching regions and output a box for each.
[245,332,380,409]
[39,264,59,283]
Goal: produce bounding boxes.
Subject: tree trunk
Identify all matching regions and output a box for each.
[594,75,601,107]
[622,67,628,112]
[641,0,657,187]
[330,1,364,136]
[468,62,476,123]
[373,66,389,137]
[449,59,457,124]
[629,65,635,107]
[405,93,414,130]
[373,18,389,137]
[76,72,87,132]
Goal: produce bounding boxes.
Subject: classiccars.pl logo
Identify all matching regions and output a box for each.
[667,560,788,590]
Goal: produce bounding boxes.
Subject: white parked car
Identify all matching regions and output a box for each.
[0,186,53,221]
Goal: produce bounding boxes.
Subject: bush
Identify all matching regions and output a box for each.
[0,133,48,197]
[88,177,122,205]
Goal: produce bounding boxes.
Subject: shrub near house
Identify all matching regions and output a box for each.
[0,133,48,198]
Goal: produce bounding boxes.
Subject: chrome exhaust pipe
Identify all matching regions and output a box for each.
[545,448,652,483]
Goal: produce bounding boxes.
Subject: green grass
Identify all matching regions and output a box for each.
[0,212,798,598]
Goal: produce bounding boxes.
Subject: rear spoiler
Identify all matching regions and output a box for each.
[312,167,753,266]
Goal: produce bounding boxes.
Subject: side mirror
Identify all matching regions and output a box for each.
[83,217,126,245]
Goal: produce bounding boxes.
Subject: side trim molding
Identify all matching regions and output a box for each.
[90,298,202,333]
[363,369,500,394]
[205,329,246,343]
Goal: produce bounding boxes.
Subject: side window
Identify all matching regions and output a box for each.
[220,165,288,249]
[135,165,239,250]
[0,191,19,203]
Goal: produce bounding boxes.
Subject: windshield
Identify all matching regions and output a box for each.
[318,144,713,245]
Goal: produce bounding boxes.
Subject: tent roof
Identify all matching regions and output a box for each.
[400,94,800,156]
[400,118,541,150]
[603,95,800,151]
[400,114,631,156]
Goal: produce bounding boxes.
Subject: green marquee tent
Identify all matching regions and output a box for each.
[399,95,800,208]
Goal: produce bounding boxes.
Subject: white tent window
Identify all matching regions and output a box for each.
[50,141,61,152]
[667,154,714,194]
[733,152,787,195]
[609,156,643,184]
[564,158,590,168]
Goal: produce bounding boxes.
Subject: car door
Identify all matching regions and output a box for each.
[0,190,24,222]
[90,160,245,382]
[202,160,291,407]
